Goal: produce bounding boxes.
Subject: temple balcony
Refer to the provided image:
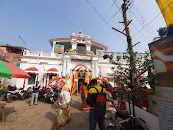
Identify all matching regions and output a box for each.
[23,49,63,59]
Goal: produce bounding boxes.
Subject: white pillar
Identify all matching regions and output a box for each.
[95,61,98,78]
[63,59,66,76]
[92,60,95,77]
[52,41,56,53]
[66,58,71,76]
[72,43,74,50]
[75,43,77,50]
[86,44,91,53]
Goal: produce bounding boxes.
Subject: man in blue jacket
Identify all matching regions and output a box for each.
[30,81,40,106]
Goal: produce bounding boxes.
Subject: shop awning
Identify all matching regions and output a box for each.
[46,68,59,73]
[25,67,38,73]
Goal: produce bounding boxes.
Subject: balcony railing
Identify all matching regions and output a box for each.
[23,50,63,58]
[71,33,91,39]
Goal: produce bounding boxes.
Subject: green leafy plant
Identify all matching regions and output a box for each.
[111,51,157,108]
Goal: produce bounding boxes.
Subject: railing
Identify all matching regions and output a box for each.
[23,50,63,58]
[98,57,110,63]
[102,52,147,64]
[71,33,91,39]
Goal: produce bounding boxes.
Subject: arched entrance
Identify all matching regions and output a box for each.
[71,64,92,95]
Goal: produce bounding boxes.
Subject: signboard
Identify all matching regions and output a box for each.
[96,49,104,57]
[54,44,64,54]
[71,55,91,60]
[149,35,173,130]
[101,66,114,78]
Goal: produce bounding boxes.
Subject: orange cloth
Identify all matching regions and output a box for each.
[0,84,2,89]
[81,85,88,98]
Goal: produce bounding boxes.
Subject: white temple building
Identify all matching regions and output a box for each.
[16,32,116,90]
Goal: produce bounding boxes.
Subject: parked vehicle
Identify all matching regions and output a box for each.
[43,87,59,103]
[7,89,23,102]
[8,85,17,91]
[1,90,11,101]
[107,100,148,130]
[4,87,29,102]
[26,87,32,98]
[52,87,59,101]
[20,87,32,100]
[39,87,47,100]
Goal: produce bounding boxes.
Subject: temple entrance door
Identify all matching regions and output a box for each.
[71,64,90,95]
[78,78,84,93]
[78,71,85,93]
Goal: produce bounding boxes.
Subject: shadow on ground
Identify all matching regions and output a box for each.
[45,112,57,130]
[71,100,82,111]
[0,107,15,121]
[26,100,31,105]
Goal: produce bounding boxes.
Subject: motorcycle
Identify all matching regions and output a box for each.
[1,86,17,102]
[52,87,59,102]
[1,90,11,102]
[7,89,23,102]
[20,87,32,100]
[43,87,59,103]
[8,85,17,91]
[39,86,47,100]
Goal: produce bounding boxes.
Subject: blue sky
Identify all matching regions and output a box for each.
[0,0,166,52]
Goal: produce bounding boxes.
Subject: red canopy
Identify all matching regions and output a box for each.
[25,67,38,71]
[47,68,59,72]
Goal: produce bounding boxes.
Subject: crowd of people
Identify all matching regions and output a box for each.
[29,79,114,130]
[79,79,114,130]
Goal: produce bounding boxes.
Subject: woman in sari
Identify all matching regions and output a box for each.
[56,87,71,129]
[81,82,90,111]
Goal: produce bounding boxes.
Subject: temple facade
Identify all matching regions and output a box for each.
[16,32,116,89]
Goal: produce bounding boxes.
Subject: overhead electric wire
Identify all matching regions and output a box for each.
[149,15,166,34]
[92,7,121,36]
[104,1,116,18]
[126,1,157,39]
[133,1,173,38]
[0,32,24,46]
[38,0,87,35]
[129,8,156,39]
[85,0,126,45]
[111,0,152,45]
[38,0,105,46]
[85,0,108,25]
[131,23,151,42]
[92,2,116,35]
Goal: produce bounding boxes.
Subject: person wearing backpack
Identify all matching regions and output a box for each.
[86,79,107,130]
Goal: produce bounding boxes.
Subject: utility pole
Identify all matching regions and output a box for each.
[122,0,136,129]
[112,0,137,129]
[18,36,26,49]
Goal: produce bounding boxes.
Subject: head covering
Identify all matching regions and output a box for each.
[56,91,71,108]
